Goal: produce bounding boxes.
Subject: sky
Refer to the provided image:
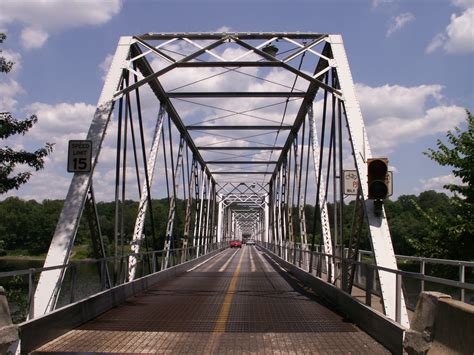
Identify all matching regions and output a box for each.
[0,0,473,202]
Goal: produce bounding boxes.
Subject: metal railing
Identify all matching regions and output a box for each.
[356,250,474,303]
[259,242,474,323]
[0,241,227,322]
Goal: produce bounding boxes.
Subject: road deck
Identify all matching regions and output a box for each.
[35,247,389,354]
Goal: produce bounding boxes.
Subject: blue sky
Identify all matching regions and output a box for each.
[1,0,473,201]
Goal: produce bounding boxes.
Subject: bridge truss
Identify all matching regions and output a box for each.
[34,32,409,327]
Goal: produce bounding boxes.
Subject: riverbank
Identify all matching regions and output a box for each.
[0,244,93,262]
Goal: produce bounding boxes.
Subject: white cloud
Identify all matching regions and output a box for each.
[0,49,24,111]
[20,27,49,50]
[355,83,443,120]
[452,0,474,9]
[0,0,122,49]
[418,174,462,193]
[426,5,474,54]
[386,13,415,37]
[215,26,232,33]
[356,83,466,153]
[26,102,94,141]
[0,78,24,111]
[372,0,396,8]
[99,53,114,81]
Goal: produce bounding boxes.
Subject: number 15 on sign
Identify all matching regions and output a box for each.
[68,140,92,173]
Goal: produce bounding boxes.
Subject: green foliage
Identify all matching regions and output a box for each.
[4,275,29,323]
[417,111,474,260]
[0,198,177,257]
[0,34,54,194]
[0,197,64,254]
[0,33,13,73]
[0,190,469,261]
[424,111,473,201]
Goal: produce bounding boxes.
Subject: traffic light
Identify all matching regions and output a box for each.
[367,158,389,200]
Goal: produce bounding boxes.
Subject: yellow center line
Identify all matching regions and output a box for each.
[214,248,245,333]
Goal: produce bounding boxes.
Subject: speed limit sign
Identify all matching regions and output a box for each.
[67,140,92,173]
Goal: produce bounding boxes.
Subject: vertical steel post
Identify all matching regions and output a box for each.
[365,263,373,307]
[395,273,402,323]
[459,264,465,302]
[69,265,77,304]
[28,269,35,319]
[420,259,425,293]
[217,196,224,243]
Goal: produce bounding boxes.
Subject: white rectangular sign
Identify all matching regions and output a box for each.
[343,170,393,196]
[68,140,92,173]
[343,170,359,195]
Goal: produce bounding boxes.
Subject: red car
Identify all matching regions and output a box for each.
[230,240,242,248]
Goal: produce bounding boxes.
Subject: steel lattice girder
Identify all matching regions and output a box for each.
[34,32,408,327]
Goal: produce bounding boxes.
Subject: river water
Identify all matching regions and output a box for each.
[0,259,107,323]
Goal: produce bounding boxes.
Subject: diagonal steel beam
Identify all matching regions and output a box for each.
[230,36,339,96]
[130,44,215,184]
[271,42,333,181]
[117,36,228,98]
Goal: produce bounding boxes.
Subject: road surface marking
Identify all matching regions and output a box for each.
[250,249,256,272]
[218,249,239,272]
[186,251,224,272]
[214,247,245,333]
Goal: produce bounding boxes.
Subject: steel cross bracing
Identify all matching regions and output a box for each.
[34,32,408,327]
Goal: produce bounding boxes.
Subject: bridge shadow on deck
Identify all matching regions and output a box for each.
[78,250,356,334]
[34,248,389,354]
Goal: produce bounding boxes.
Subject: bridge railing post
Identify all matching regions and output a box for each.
[100,260,106,290]
[395,273,402,323]
[28,268,36,319]
[152,252,157,273]
[420,259,425,293]
[69,264,77,304]
[365,263,373,307]
[459,264,465,302]
[327,255,332,283]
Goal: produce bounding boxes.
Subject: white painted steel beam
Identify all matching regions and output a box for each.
[308,104,334,280]
[329,35,409,327]
[33,37,134,318]
[128,106,165,281]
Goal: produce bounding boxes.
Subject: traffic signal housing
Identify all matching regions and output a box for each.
[367,158,389,200]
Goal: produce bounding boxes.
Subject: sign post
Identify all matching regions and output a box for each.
[67,140,92,173]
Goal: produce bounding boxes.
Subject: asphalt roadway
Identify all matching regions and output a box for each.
[35,246,389,354]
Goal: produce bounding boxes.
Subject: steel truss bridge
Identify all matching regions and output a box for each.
[15,31,455,353]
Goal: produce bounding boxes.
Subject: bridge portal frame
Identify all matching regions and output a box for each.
[33,32,408,327]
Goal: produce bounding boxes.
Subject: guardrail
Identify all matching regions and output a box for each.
[260,242,474,323]
[0,241,227,322]
[356,250,474,303]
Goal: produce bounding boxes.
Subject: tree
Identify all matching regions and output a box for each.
[415,111,474,260]
[0,33,53,194]
[424,111,473,203]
